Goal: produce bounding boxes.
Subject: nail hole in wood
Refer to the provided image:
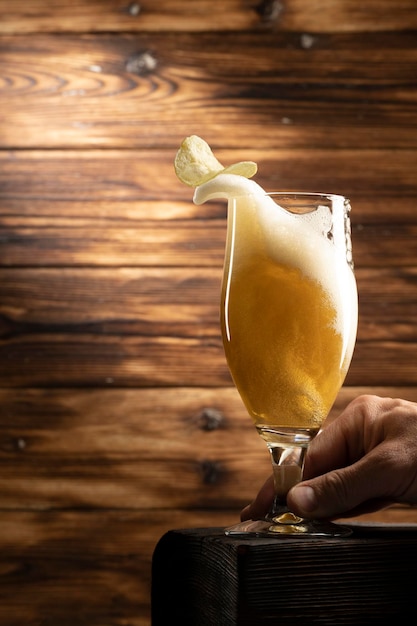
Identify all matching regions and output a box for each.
[256,0,284,22]
[199,460,223,485]
[197,407,225,431]
[125,50,157,75]
[127,2,141,16]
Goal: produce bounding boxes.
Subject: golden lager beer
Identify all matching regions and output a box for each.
[220,192,357,439]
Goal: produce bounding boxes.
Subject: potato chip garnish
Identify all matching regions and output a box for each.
[174,135,257,187]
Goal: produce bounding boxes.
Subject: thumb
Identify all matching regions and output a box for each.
[287,453,392,519]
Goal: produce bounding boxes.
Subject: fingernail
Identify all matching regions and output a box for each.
[292,485,318,513]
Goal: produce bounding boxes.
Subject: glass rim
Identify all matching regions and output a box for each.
[265,191,348,202]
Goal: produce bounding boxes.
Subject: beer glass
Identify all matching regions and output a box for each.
[221,192,358,536]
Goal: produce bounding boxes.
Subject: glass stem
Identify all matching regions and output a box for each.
[265,444,307,522]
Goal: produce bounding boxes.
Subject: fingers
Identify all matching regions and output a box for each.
[294,395,417,518]
[303,394,383,480]
[287,442,407,519]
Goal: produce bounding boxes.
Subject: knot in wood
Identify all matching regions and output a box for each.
[199,460,223,485]
[125,50,157,76]
[197,407,224,431]
[256,0,284,22]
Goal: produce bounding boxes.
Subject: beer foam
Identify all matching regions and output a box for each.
[194,174,341,288]
[193,173,265,204]
[194,174,357,350]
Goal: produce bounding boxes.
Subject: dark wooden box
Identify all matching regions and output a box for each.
[152,525,417,625]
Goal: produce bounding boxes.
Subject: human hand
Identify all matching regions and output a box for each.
[241,394,417,521]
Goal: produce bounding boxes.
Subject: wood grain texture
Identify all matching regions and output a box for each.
[1,32,417,148]
[1,0,417,34]
[0,148,416,214]
[0,509,241,626]
[0,386,416,510]
[0,267,417,386]
[0,387,268,509]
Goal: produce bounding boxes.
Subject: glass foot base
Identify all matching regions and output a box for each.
[225,517,353,538]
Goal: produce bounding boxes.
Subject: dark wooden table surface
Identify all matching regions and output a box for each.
[152,526,417,624]
[1,2,417,624]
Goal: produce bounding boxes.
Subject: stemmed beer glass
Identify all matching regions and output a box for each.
[221,192,358,537]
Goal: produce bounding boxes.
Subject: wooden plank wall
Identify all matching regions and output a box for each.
[1,1,417,624]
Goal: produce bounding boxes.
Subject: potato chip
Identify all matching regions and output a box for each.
[174,135,257,187]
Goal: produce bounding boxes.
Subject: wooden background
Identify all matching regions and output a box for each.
[1,1,417,624]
